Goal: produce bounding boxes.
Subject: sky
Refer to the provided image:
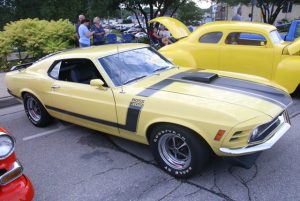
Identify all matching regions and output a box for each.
[193,0,211,9]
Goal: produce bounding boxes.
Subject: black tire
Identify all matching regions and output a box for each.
[23,93,53,127]
[150,124,210,178]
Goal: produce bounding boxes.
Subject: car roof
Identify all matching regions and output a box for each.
[198,21,277,33]
[49,43,149,61]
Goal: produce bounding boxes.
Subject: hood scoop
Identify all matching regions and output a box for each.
[181,72,218,83]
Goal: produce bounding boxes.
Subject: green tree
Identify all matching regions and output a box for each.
[177,1,204,25]
[116,0,188,33]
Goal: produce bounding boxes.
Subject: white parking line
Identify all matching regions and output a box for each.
[23,124,74,141]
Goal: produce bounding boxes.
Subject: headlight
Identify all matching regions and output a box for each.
[0,135,15,159]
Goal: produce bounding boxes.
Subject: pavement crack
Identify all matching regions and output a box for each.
[183,180,236,201]
[105,136,158,167]
[93,161,142,177]
[157,181,182,201]
[228,163,258,201]
[290,111,300,119]
[212,163,224,195]
[137,177,174,200]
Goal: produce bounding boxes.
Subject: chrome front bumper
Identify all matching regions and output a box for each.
[0,161,23,186]
[220,114,291,155]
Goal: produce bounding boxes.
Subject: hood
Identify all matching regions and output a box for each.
[286,37,300,55]
[138,70,292,118]
[149,17,190,39]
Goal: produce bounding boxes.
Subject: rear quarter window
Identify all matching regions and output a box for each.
[199,32,223,44]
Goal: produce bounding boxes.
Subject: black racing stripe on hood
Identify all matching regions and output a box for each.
[138,71,292,109]
[170,72,292,108]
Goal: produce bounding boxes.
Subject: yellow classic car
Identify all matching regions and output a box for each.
[150,17,300,93]
[5,44,292,178]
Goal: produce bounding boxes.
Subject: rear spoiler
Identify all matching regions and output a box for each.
[10,62,33,71]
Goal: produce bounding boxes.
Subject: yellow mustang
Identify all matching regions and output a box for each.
[5,44,292,178]
[150,17,300,93]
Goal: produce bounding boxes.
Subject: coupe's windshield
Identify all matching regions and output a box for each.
[99,47,174,86]
[270,30,283,44]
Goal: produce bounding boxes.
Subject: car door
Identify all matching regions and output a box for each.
[220,31,274,79]
[191,31,223,69]
[47,58,119,135]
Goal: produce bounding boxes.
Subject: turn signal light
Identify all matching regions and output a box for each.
[214,130,226,141]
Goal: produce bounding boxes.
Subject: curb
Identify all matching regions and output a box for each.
[0,96,21,109]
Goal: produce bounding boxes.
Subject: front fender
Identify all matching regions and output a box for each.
[159,46,197,68]
[274,57,300,93]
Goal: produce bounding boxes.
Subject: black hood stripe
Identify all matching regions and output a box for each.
[138,71,292,109]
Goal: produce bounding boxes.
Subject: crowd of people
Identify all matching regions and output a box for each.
[75,14,105,48]
[75,14,173,48]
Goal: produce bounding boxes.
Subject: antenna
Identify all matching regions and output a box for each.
[116,44,124,94]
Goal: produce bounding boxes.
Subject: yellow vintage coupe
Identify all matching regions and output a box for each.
[150,17,300,93]
[5,44,292,178]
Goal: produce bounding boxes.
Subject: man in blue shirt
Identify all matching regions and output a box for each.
[91,17,106,45]
[78,19,95,47]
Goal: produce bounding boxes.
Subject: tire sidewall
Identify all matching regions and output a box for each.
[150,126,200,178]
[24,94,40,125]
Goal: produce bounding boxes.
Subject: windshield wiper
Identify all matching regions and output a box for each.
[123,75,147,85]
[153,66,173,73]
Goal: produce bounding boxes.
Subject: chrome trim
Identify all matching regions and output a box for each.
[0,160,23,186]
[220,116,290,155]
[248,112,286,144]
[0,133,15,160]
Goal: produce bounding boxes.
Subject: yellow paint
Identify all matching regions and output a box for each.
[5,44,287,156]
[151,17,300,93]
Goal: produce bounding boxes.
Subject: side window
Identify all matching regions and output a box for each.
[49,61,61,79]
[48,59,106,86]
[295,23,300,38]
[225,32,267,46]
[199,32,223,44]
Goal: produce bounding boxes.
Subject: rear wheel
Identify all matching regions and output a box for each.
[150,124,210,178]
[23,93,53,127]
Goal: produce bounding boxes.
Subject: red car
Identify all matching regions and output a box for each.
[0,128,34,201]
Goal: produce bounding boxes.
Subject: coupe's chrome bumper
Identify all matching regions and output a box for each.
[0,161,23,186]
[220,115,291,155]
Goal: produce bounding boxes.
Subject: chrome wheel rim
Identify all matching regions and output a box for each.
[26,97,41,122]
[158,133,191,170]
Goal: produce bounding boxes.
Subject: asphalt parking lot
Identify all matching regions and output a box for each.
[1,94,300,201]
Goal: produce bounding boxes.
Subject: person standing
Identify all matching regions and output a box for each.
[78,19,95,47]
[75,14,85,47]
[91,17,106,45]
[232,7,242,21]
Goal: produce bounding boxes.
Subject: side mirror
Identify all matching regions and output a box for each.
[90,79,105,89]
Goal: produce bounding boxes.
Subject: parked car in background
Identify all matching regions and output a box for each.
[280,20,300,41]
[124,27,138,35]
[5,44,292,178]
[150,17,300,94]
[0,128,34,200]
[135,32,148,39]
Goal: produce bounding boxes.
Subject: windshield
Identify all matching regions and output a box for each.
[99,47,173,86]
[270,30,283,44]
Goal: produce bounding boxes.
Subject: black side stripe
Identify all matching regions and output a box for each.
[45,98,144,132]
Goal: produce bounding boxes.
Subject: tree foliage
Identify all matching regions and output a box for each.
[116,0,188,33]
[177,1,204,25]
[0,18,74,62]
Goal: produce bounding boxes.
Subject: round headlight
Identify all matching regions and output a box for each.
[0,135,15,159]
[250,128,259,142]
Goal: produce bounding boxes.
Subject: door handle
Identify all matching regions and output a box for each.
[51,85,60,89]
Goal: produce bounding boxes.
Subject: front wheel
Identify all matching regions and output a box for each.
[150,124,210,178]
[23,93,53,127]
